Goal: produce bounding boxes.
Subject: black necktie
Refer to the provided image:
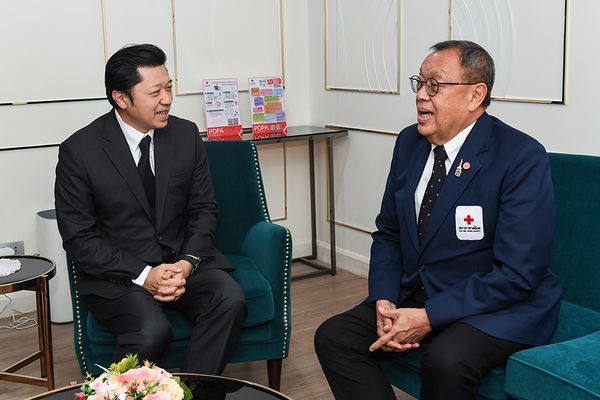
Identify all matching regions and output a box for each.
[417,145,447,239]
[137,135,155,207]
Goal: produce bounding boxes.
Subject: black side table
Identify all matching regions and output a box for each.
[243,126,348,279]
[0,255,56,390]
[203,125,349,279]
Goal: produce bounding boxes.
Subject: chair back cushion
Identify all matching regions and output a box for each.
[203,141,270,254]
[548,153,600,311]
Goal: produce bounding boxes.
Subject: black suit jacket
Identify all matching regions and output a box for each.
[55,111,231,299]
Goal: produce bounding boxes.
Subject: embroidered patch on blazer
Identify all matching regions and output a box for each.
[455,205,484,240]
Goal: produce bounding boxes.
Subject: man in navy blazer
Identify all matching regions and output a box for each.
[315,41,562,400]
[55,44,246,375]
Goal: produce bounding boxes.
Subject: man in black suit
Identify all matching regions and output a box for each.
[55,44,247,374]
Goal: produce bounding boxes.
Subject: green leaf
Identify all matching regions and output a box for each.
[173,376,193,400]
[109,354,140,373]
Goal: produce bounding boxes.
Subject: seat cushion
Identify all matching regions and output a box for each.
[549,301,600,344]
[88,254,274,344]
[506,331,600,400]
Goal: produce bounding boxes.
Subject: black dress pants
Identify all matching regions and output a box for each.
[85,268,247,374]
[314,298,529,400]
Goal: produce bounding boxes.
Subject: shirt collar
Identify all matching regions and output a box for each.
[114,109,154,152]
[431,121,476,166]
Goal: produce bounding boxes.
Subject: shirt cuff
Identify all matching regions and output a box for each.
[131,265,152,287]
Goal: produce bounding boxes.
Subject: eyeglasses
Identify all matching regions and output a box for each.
[409,75,479,97]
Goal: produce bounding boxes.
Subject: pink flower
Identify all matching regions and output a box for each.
[122,366,162,384]
[78,356,183,400]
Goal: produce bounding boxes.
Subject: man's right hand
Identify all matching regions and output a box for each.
[143,264,186,302]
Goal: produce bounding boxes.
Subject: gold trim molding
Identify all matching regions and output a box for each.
[324,0,401,94]
[330,218,374,235]
[448,0,568,105]
[325,124,398,136]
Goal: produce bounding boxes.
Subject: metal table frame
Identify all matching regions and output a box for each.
[244,126,349,279]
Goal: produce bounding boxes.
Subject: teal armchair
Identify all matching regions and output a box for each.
[504,153,600,400]
[66,141,292,390]
[381,152,600,399]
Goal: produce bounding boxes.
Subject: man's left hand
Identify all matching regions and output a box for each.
[144,263,185,302]
[162,260,194,280]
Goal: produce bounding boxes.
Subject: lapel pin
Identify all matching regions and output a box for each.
[455,159,463,177]
[463,161,471,170]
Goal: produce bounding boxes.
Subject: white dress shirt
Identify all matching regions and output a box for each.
[414,121,475,221]
[114,110,155,286]
[115,109,155,173]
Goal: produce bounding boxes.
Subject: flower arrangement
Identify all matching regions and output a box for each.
[75,354,192,400]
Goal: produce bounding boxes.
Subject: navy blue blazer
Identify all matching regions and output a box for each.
[366,112,562,346]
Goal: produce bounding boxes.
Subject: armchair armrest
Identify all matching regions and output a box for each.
[240,221,292,287]
[240,221,292,359]
[506,331,600,399]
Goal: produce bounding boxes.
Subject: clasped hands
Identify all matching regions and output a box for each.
[369,299,433,353]
[143,260,194,302]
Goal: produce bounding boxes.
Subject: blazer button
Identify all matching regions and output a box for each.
[156,235,162,240]
[418,265,425,272]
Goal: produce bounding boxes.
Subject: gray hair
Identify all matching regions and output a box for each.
[430,40,495,108]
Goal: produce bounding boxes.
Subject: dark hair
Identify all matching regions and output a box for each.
[105,44,167,108]
[430,40,495,108]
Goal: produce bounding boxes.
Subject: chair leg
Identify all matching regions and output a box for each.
[266,359,282,391]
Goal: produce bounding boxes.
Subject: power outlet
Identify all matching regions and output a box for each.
[0,240,25,255]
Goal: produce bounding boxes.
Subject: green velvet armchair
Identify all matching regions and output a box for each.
[66,140,292,390]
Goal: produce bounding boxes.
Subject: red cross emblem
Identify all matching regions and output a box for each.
[464,215,474,225]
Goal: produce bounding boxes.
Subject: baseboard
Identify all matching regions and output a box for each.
[291,240,313,260]
[316,241,369,278]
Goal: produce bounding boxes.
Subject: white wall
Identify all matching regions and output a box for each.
[1,0,600,316]
[308,0,600,278]
[0,0,313,316]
